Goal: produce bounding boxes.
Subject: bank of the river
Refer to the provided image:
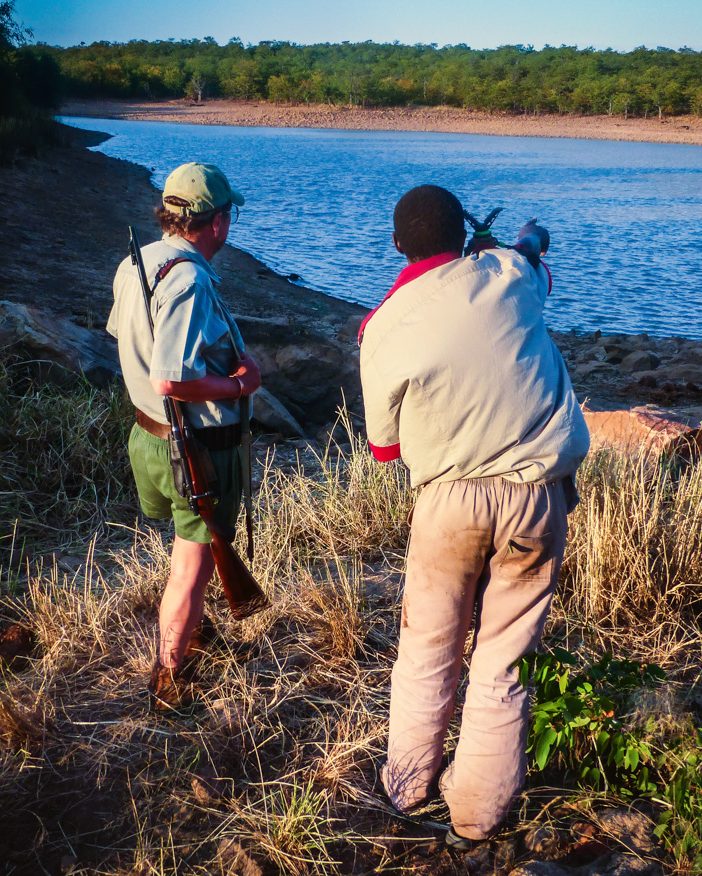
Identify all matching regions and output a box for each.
[1,122,701,430]
[0,124,366,431]
[61,98,702,145]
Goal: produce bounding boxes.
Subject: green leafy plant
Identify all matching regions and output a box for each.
[521,648,664,792]
[653,729,702,872]
[521,648,701,870]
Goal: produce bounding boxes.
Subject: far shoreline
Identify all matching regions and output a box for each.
[61,99,702,146]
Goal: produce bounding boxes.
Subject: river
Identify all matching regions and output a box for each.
[63,116,702,339]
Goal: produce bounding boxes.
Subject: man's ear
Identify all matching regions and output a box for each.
[392,232,404,254]
[212,212,225,235]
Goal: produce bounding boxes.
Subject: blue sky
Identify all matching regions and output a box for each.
[14,0,702,51]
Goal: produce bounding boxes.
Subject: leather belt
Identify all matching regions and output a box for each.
[135,408,170,439]
[135,408,241,450]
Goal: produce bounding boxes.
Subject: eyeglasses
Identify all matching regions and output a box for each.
[221,204,240,225]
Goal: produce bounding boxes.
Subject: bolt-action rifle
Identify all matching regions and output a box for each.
[128,226,269,621]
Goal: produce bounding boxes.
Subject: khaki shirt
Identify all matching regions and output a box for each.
[108,234,246,428]
[360,249,590,488]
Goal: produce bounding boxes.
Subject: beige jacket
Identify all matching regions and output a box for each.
[359,249,590,488]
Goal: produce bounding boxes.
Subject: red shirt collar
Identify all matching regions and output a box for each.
[358,251,461,344]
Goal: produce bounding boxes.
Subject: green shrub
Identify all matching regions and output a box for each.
[522,648,702,871]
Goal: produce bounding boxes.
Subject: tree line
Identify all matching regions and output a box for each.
[1,1,61,117]
[36,38,702,118]
[1,2,701,122]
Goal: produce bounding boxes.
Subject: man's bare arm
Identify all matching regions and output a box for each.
[152,354,262,401]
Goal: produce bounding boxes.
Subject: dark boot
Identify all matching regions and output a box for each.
[148,660,194,712]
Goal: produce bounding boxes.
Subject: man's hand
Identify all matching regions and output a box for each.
[231,353,262,396]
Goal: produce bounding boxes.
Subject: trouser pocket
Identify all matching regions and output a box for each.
[497,534,556,581]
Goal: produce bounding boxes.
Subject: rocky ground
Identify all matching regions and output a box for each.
[62,99,702,145]
[556,331,702,425]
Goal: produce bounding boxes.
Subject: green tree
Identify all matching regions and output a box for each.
[28,35,702,118]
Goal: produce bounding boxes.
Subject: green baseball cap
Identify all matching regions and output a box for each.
[162,162,245,216]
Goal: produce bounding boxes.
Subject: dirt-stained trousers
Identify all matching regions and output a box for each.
[381,475,570,839]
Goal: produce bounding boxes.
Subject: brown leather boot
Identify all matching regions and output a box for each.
[148,660,194,712]
[148,617,217,711]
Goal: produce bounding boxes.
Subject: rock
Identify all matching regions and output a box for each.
[620,351,661,372]
[512,852,660,875]
[579,853,662,875]
[0,299,307,435]
[593,809,656,855]
[662,362,702,384]
[0,300,120,386]
[217,839,263,876]
[0,623,35,667]
[522,826,564,856]
[0,299,360,432]
[239,316,361,428]
[602,344,631,364]
[574,362,614,380]
[583,405,702,459]
[253,387,305,437]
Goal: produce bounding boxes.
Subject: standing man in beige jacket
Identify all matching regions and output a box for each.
[359,185,589,848]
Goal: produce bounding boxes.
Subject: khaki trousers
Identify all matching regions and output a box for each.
[382,476,569,839]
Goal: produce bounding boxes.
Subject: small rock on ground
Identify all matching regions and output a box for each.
[217,838,263,876]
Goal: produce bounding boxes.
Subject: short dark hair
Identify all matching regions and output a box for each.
[393,185,465,261]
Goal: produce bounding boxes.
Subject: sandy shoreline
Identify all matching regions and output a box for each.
[61,99,702,146]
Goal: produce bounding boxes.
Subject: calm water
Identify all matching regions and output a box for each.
[63,116,702,339]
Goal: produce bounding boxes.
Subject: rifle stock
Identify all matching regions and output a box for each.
[175,407,269,620]
[209,528,269,620]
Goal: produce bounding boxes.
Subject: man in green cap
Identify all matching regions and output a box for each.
[108,162,261,709]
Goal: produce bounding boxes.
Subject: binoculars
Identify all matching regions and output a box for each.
[464,208,550,270]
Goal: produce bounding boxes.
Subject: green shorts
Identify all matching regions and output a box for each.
[128,423,242,544]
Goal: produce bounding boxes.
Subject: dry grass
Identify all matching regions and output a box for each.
[0,363,700,873]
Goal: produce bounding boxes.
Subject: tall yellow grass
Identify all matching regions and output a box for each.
[0,365,699,873]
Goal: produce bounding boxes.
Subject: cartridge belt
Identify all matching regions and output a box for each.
[134,408,241,450]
